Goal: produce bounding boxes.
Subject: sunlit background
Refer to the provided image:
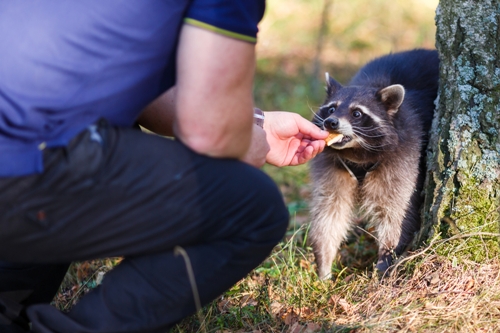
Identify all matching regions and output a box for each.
[254,0,438,115]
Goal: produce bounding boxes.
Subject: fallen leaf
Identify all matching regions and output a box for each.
[464,278,475,291]
[76,262,92,282]
[300,259,311,270]
[328,293,337,303]
[217,298,231,314]
[240,294,258,307]
[344,274,354,283]
[270,301,283,317]
[287,322,303,333]
[304,322,322,332]
[338,298,353,315]
[298,307,314,320]
[430,272,440,285]
[283,308,299,326]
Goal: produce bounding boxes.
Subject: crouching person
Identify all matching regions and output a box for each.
[0,1,328,332]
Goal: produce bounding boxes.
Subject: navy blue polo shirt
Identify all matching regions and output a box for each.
[0,0,265,177]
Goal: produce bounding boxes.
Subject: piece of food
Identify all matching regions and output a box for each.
[325,132,344,146]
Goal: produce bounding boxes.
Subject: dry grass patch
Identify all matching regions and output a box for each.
[172,228,500,333]
[346,255,500,332]
[54,227,500,332]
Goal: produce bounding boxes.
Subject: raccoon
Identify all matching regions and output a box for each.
[309,49,439,279]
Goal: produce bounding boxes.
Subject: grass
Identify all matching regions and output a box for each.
[170,225,500,333]
[55,232,500,332]
[52,1,500,332]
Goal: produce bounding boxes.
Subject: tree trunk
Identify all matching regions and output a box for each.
[418,0,500,260]
[312,0,333,94]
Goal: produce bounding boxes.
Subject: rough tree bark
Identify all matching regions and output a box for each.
[417,0,500,260]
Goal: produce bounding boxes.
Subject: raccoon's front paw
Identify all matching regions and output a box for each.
[375,250,394,273]
[317,265,332,280]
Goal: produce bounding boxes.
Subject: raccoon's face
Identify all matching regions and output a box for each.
[313,73,404,152]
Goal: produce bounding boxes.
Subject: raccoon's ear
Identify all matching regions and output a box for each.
[377,84,405,116]
[325,72,342,96]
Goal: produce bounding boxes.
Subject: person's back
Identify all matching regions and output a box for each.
[0,1,185,176]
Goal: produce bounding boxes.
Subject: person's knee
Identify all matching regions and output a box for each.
[236,165,289,246]
[194,157,289,246]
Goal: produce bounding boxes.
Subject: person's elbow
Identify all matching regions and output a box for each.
[180,128,252,160]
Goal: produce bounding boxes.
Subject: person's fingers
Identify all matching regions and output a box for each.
[310,139,326,153]
[297,145,314,165]
[296,140,326,165]
[295,116,329,139]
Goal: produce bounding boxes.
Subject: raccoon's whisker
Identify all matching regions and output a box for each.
[351,124,395,140]
[351,128,388,139]
[310,111,325,129]
[351,126,385,134]
[313,122,324,129]
[361,145,389,152]
[309,108,324,122]
[354,133,383,138]
[357,138,391,149]
[312,113,324,122]
[355,137,388,152]
[359,145,384,152]
[312,115,325,124]
[352,130,386,139]
[306,100,322,112]
[306,101,322,115]
[352,123,391,131]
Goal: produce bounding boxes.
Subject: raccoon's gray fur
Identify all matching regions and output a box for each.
[309,49,439,279]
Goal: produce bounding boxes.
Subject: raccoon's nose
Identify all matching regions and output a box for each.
[324,117,339,130]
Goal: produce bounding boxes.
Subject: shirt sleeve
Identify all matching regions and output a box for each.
[184,0,266,43]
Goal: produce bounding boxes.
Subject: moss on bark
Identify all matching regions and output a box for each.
[418,0,500,260]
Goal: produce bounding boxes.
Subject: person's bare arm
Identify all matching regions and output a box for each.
[174,24,256,159]
[137,87,176,137]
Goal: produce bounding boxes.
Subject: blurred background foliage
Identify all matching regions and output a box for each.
[254,0,437,114]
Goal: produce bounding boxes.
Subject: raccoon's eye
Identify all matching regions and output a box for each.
[328,106,336,114]
[352,109,362,118]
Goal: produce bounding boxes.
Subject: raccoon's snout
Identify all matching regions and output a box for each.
[324,117,339,130]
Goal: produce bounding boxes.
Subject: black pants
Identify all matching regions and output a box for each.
[0,121,289,333]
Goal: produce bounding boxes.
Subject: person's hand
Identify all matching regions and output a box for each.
[263,111,329,167]
[241,124,270,168]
